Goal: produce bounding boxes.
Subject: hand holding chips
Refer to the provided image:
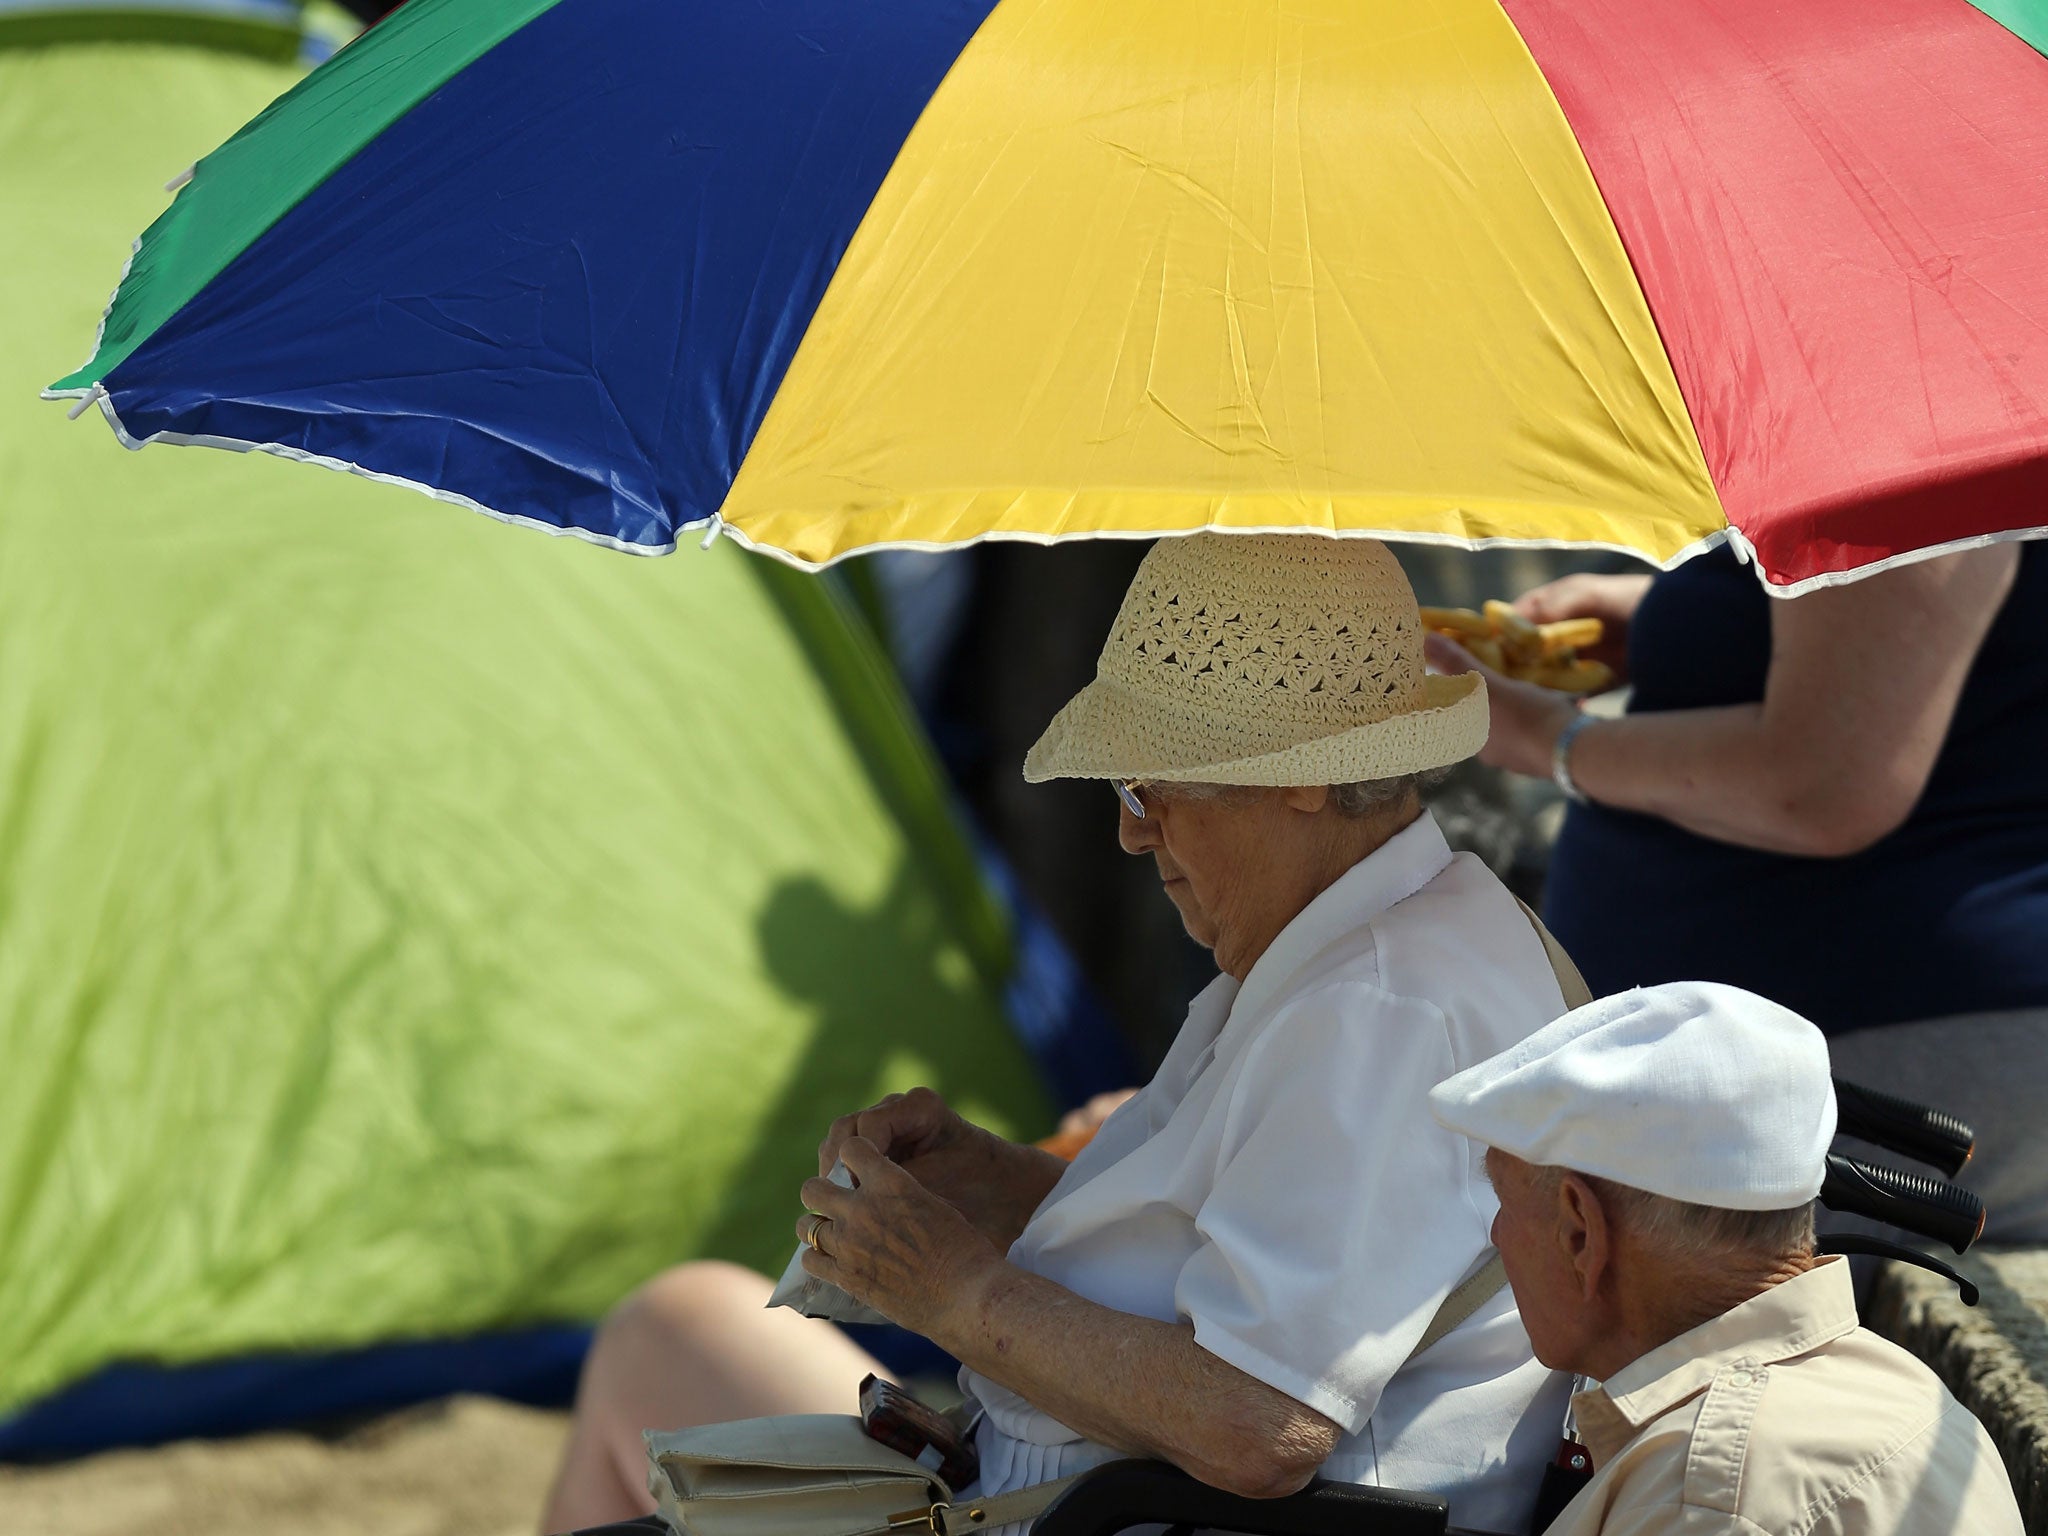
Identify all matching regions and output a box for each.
[1421,601,1616,694]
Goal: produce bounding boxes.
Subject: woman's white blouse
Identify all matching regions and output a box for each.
[960,813,1573,1536]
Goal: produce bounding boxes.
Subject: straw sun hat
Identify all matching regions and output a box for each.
[1024,534,1487,787]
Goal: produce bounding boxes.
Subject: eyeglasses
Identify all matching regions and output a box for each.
[1114,779,1148,819]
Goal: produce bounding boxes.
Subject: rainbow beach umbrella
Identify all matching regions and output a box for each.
[46,0,2048,593]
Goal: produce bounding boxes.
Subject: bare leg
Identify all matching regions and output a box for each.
[541,1261,890,1533]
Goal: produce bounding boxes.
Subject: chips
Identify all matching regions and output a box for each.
[1420,604,1616,695]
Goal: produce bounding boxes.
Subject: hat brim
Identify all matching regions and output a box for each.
[1023,671,1487,786]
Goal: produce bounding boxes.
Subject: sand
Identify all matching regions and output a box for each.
[0,1396,572,1536]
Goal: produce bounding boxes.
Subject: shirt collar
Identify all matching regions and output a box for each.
[1573,1257,1860,1466]
[1229,810,1453,1027]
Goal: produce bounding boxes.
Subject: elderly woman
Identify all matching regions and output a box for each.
[543,535,1573,1536]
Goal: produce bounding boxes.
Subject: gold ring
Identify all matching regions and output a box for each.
[801,1212,829,1251]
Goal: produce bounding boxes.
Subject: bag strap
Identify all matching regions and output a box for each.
[1516,897,1592,1010]
[1399,902,1586,1364]
[927,910,1579,1534]
[1405,1250,1507,1362]
[928,1474,1087,1535]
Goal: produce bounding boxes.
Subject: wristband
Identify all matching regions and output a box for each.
[1551,710,1600,806]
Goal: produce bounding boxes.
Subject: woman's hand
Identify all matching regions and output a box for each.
[798,1137,1004,1337]
[1513,570,1652,683]
[819,1086,975,1174]
[1425,631,1580,780]
[1470,545,2020,855]
[819,1088,1068,1252]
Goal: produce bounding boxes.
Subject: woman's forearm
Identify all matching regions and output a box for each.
[931,1261,1339,1499]
[975,1140,1071,1250]
[1565,703,1860,854]
[899,1129,1069,1252]
[1544,546,2020,856]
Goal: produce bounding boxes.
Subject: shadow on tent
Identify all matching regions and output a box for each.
[0,844,1133,1458]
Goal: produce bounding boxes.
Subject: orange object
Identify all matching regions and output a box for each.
[1036,1126,1098,1162]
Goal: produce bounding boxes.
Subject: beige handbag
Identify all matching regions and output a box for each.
[645,1410,1058,1536]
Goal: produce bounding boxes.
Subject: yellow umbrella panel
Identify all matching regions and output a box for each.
[720,0,1726,567]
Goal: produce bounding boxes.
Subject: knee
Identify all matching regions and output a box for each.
[599,1260,769,1355]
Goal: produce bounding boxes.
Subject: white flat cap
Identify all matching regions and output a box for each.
[1429,982,1836,1210]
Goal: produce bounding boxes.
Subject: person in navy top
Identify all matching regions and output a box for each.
[1426,541,2047,1245]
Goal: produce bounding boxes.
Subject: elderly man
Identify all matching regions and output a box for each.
[1429,981,2023,1534]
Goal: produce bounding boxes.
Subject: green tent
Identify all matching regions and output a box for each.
[0,23,1046,1423]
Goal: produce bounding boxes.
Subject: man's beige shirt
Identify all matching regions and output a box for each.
[1549,1258,2022,1534]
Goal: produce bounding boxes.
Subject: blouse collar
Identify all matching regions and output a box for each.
[1229,810,1454,1028]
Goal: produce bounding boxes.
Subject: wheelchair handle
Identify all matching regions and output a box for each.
[1821,1153,1984,1254]
[1833,1078,1975,1179]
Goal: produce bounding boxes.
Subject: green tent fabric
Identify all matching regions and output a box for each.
[0,37,1047,1420]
